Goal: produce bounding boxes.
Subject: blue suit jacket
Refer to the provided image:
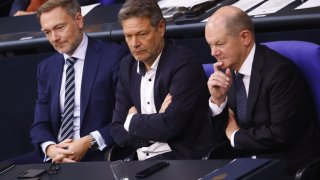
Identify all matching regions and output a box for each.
[111,40,216,159]
[30,37,128,161]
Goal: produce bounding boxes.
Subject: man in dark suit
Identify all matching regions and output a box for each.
[206,6,320,174]
[29,0,127,163]
[111,0,215,160]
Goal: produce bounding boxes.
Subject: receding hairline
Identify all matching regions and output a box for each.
[206,6,254,36]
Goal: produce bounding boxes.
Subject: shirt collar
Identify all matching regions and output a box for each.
[137,51,162,76]
[63,33,88,61]
[238,43,256,77]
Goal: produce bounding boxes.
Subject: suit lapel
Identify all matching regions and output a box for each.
[154,42,170,111]
[246,45,264,123]
[52,55,64,128]
[80,38,100,123]
[131,61,142,112]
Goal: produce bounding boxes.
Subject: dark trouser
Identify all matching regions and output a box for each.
[2,152,44,165]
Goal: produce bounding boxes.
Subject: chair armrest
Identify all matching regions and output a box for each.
[104,144,136,161]
[202,141,235,160]
[295,157,320,180]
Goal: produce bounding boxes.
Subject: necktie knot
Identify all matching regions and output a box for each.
[138,62,147,76]
[235,73,244,84]
[66,57,77,66]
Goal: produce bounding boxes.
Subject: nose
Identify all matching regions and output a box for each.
[211,46,220,57]
[131,36,140,49]
[50,31,60,42]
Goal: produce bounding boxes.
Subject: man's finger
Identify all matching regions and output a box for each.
[52,154,65,163]
[213,62,222,72]
[62,158,76,163]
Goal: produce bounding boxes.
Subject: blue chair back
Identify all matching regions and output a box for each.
[263,41,320,124]
[202,63,215,78]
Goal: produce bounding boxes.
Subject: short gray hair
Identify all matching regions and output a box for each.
[118,0,164,27]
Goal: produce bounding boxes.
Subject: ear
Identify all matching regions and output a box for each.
[240,30,252,47]
[75,12,84,29]
[158,19,166,37]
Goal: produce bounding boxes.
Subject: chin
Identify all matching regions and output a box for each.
[134,56,145,61]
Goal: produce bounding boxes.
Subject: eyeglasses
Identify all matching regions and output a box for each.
[47,162,60,175]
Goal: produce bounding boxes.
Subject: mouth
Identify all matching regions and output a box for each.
[216,57,224,61]
[54,42,66,49]
[132,50,145,55]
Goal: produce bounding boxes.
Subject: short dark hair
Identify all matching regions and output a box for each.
[36,0,81,20]
[118,0,164,27]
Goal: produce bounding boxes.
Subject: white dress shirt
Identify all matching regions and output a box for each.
[209,44,256,147]
[124,52,172,160]
[41,34,106,161]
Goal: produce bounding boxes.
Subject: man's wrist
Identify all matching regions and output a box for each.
[89,134,98,150]
[210,96,226,106]
[46,144,56,159]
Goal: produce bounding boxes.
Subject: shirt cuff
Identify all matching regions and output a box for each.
[209,97,228,117]
[230,129,239,147]
[90,131,106,151]
[124,113,135,132]
[41,141,56,162]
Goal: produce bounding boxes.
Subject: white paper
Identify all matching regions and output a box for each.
[158,0,210,8]
[248,0,295,16]
[81,3,100,17]
[295,0,320,10]
[231,0,265,11]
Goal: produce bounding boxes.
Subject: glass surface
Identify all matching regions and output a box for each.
[109,160,129,180]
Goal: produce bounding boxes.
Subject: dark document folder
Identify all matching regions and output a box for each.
[200,158,271,180]
[0,162,15,174]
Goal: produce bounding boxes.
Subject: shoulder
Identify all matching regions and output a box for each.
[162,39,199,65]
[256,44,298,72]
[38,53,62,69]
[164,39,197,56]
[88,37,127,52]
[88,37,129,60]
[256,44,302,83]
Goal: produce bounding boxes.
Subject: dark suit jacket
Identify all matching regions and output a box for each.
[111,40,216,159]
[30,37,128,161]
[212,44,320,172]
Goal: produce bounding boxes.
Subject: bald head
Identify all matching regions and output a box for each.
[206,6,254,37]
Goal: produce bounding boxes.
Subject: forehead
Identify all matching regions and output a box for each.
[40,7,69,29]
[205,23,228,42]
[122,16,152,34]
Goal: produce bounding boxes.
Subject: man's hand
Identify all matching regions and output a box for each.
[159,93,172,113]
[226,109,240,141]
[55,136,91,163]
[207,62,232,106]
[46,139,74,163]
[128,106,138,115]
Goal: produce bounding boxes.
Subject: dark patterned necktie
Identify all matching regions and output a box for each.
[235,73,247,123]
[59,57,77,142]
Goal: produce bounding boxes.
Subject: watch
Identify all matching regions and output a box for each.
[89,134,98,150]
